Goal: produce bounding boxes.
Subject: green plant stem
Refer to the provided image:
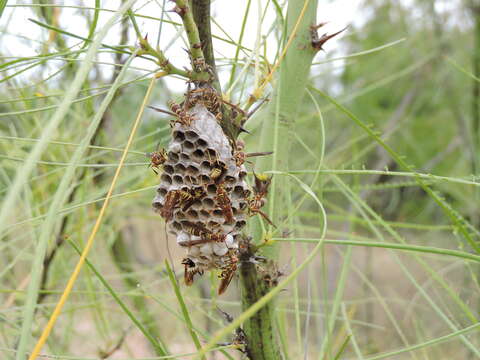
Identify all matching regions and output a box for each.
[195,218,327,359]
[239,244,280,360]
[164,260,205,359]
[239,1,319,358]
[313,88,480,254]
[29,17,192,79]
[254,0,319,255]
[11,5,138,357]
[190,0,220,91]
[173,0,209,79]
[472,5,480,174]
[470,6,480,346]
[28,18,134,58]
[0,0,7,18]
[137,37,192,79]
[227,0,252,91]
[188,0,242,141]
[275,238,480,264]
[69,239,169,356]
[38,13,131,303]
[174,0,203,59]
[110,233,168,356]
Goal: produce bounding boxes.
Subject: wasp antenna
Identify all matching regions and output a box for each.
[246,97,269,119]
[245,151,274,158]
[258,209,277,228]
[147,105,177,117]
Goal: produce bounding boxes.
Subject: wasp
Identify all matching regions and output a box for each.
[184,86,218,112]
[188,86,221,112]
[215,183,234,224]
[209,161,227,183]
[192,57,207,73]
[247,172,276,227]
[181,222,228,246]
[146,148,167,174]
[234,151,274,167]
[160,190,181,221]
[178,187,206,211]
[182,257,203,286]
[147,104,191,127]
[210,167,223,180]
[204,88,221,117]
[168,100,193,126]
[203,151,226,183]
[233,140,273,167]
[218,250,239,295]
[233,151,246,167]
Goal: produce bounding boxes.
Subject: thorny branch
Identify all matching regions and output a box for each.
[190,0,221,91]
[238,237,282,360]
[310,23,347,52]
[172,0,206,67]
[137,36,193,79]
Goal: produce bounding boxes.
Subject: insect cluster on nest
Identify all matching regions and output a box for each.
[149,86,272,294]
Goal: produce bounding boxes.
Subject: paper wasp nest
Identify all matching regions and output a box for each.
[152,103,250,291]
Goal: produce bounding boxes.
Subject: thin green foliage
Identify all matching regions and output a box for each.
[165,260,204,358]
[1,1,479,358]
[15,51,138,359]
[68,240,169,356]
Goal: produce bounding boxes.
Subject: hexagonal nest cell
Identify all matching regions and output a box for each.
[152,102,249,292]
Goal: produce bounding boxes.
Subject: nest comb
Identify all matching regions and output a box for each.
[152,102,250,293]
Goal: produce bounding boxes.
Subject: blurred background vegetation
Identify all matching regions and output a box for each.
[0,0,479,359]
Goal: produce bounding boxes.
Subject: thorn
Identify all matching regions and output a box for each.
[311,21,328,31]
[172,5,186,17]
[311,25,348,51]
[139,33,149,50]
